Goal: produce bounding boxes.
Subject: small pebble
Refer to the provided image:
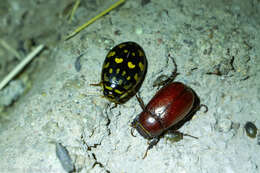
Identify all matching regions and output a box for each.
[135,27,143,35]
[0,80,25,107]
[244,121,258,138]
[216,118,232,133]
[56,143,75,173]
[74,54,83,72]
[141,0,151,6]
[257,134,260,145]
[231,122,240,130]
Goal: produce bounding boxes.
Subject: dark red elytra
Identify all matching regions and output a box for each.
[134,82,195,138]
[131,55,207,159]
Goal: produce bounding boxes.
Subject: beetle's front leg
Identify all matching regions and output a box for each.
[136,92,146,111]
[143,137,160,159]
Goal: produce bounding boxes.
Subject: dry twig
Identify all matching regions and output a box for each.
[0,45,44,90]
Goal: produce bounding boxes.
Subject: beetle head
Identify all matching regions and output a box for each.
[131,114,152,139]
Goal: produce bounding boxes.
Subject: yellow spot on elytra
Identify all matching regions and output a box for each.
[124,49,128,53]
[107,94,115,99]
[139,62,144,71]
[127,76,131,80]
[107,51,116,57]
[112,76,116,81]
[128,61,135,69]
[115,58,123,63]
[105,85,113,90]
[118,79,123,85]
[124,84,132,90]
[138,49,144,57]
[132,52,135,56]
[104,73,109,81]
[104,62,110,68]
[109,68,113,73]
[122,71,126,76]
[134,73,138,81]
[115,89,123,94]
[118,44,126,48]
[116,68,120,74]
[119,92,129,100]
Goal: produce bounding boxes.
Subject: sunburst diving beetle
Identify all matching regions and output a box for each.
[92,42,147,104]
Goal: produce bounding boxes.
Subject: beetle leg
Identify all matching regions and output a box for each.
[130,115,140,137]
[186,103,208,118]
[136,93,146,111]
[152,75,170,87]
[182,133,198,139]
[90,81,102,86]
[153,54,180,88]
[193,104,208,113]
[199,104,208,113]
[166,130,198,141]
[143,138,159,159]
[130,128,137,137]
[168,54,179,84]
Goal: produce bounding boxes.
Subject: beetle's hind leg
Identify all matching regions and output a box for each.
[153,54,180,88]
[165,130,198,143]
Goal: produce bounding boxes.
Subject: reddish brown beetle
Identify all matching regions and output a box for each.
[131,55,207,158]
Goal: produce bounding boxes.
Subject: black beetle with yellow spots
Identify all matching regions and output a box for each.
[92,42,148,104]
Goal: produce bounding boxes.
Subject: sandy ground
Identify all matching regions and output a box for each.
[0,0,260,172]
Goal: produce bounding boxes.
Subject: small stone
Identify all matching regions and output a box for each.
[135,27,143,35]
